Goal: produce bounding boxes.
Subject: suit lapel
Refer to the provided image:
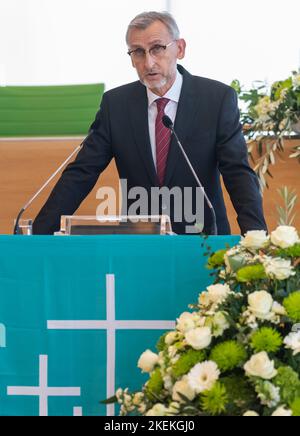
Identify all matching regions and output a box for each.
[128,83,159,186]
[164,66,198,186]
[127,67,198,187]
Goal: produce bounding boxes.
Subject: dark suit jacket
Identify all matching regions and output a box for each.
[33,65,267,235]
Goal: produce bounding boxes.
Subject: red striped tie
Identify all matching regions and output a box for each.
[155,98,171,186]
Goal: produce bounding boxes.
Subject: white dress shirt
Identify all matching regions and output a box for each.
[147,70,183,169]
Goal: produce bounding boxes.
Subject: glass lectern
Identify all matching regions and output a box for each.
[56,215,173,236]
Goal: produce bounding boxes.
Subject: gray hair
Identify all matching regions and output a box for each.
[126,11,180,44]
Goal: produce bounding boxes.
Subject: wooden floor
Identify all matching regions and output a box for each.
[0,138,299,235]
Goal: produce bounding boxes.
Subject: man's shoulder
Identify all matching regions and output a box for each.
[103,80,143,100]
[190,74,234,98]
[179,65,234,96]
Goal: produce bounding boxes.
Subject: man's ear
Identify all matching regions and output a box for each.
[177,39,186,60]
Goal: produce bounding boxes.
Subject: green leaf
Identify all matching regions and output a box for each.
[100,395,118,405]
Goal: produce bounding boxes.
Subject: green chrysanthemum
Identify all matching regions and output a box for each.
[172,349,206,378]
[250,327,283,354]
[200,382,228,416]
[207,250,226,269]
[283,291,300,322]
[275,244,300,259]
[145,367,164,402]
[274,367,300,404]
[290,398,300,417]
[236,264,267,283]
[210,341,247,372]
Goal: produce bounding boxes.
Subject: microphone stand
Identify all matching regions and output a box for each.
[13,136,89,235]
[163,116,218,235]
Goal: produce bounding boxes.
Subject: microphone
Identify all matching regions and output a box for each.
[13,131,93,235]
[162,115,218,235]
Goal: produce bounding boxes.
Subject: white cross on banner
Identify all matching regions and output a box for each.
[7,355,81,416]
[48,274,176,416]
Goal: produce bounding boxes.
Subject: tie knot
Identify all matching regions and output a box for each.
[155,98,170,112]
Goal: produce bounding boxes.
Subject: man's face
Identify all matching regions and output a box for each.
[127,20,186,96]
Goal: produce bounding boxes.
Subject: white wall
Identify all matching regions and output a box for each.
[0,0,299,90]
[0,0,166,88]
[171,0,300,88]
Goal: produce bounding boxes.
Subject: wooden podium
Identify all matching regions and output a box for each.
[0,137,299,235]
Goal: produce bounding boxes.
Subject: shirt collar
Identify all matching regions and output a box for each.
[147,70,183,107]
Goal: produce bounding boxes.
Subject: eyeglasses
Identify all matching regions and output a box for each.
[127,41,176,61]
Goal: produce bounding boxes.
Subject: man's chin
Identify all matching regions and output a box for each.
[142,77,167,92]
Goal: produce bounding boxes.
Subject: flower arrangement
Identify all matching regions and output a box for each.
[231,72,300,189]
[115,226,300,416]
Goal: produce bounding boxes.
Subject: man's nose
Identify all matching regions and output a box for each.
[144,51,156,69]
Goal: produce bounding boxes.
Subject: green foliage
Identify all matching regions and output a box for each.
[172,349,206,378]
[231,72,300,190]
[275,243,300,259]
[250,328,283,354]
[145,368,164,402]
[207,250,226,270]
[156,332,170,352]
[290,398,300,417]
[231,80,242,94]
[210,341,247,372]
[236,264,267,283]
[283,291,300,322]
[221,375,257,415]
[218,293,245,323]
[276,187,298,227]
[271,78,293,101]
[200,382,228,416]
[274,367,300,405]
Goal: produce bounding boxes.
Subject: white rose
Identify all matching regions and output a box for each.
[272,406,292,417]
[241,230,270,250]
[271,226,299,248]
[199,292,211,307]
[207,284,231,304]
[199,284,231,310]
[137,350,159,373]
[244,352,277,380]
[272,301,287,316]
[212,312,230,337]
[176,312,197,333]
[264,257,295,280]
[172,376,196,403]
[243,411,260,416]
[284,331,300,356]
[185,327,212,350]
[146,403,168,416]
[248,291,273,319]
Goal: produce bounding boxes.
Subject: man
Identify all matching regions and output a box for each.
[33,11,267,235]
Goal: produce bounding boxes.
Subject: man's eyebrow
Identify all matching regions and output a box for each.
[129,39,164,49]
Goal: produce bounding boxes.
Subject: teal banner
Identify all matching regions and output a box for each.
[0,235,239,416]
